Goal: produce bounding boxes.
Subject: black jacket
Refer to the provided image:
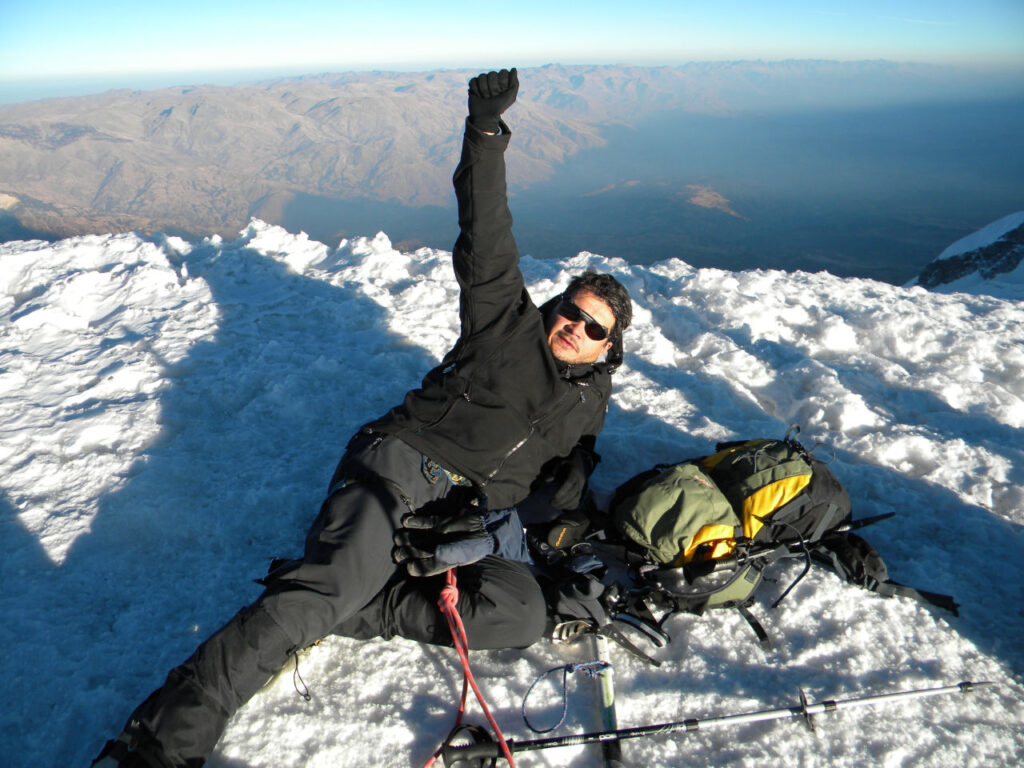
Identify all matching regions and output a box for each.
[368,120,613,509]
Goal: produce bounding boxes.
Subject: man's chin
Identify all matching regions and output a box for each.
[551,344,589,365]
[550,338,573,361]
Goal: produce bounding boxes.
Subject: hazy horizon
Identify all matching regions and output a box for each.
[4,59,1024,107]
[3,0,1023,104]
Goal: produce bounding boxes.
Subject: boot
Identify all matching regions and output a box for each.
[90,723,173,768]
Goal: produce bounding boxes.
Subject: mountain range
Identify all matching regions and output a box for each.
[1,61,1014,254]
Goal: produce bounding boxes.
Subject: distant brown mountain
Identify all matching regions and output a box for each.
[0,61,995,243]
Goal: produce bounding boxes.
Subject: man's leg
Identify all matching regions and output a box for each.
[98,434,478,766]
[115,601,295,768]
[121,480,408,766]
[333,555,548,650]
[118,436,457,766]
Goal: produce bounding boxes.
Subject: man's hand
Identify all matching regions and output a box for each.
[392,511,493,577]
[550,445,599,511]
[468,68,519,133]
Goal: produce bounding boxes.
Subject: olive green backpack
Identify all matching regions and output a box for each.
[606,429,956,647]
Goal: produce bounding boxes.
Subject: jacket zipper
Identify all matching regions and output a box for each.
[481,382,587,485]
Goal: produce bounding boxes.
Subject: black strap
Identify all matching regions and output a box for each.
[843,512,896,531]
[599,623,662,667]
[734,603,772,650]
[612,611,671,648]
[871,580,960,617]
[97,738,131,763]
[814,531,959,617]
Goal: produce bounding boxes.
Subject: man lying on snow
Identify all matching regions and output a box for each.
[93,68,633,768]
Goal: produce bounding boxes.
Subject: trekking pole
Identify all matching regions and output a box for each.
[440,681,993,767]
[592,633,625,767]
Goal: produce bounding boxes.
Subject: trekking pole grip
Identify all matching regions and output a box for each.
[440,739,504,767]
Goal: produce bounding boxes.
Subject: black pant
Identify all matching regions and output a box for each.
[127,434,547,767]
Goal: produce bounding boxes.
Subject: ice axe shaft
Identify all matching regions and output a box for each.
[592,633,625,767]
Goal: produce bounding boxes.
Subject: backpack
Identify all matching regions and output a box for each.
[600,428,957,649]
[612,433,850,566]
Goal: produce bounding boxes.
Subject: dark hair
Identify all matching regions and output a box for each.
[563,271,632,371]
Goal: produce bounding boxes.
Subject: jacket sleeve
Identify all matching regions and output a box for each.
[450,118,529,338]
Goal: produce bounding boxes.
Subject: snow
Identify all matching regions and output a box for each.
[2,219,1022,767]
[931,258,1024,301]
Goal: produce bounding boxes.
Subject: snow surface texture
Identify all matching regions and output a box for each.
[2,220,1022,767]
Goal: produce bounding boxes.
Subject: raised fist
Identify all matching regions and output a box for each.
[467,68,519,133]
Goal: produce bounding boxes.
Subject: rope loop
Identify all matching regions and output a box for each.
[521,660,612,734]
[292,653,312,703]
[439,580,460,611]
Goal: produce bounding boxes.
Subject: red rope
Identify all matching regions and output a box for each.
[423,568,516,768]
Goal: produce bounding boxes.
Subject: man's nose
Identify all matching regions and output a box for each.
[565,319,585,336]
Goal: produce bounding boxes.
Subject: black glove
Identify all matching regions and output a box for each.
[393,510,493,578]
[467,68,519,133]
[546,508,591,549]
[550,446,599,511]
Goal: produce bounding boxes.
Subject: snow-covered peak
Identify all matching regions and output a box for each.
[910,211,1024,297]
[936,211,1024,262]
[2,222,1022,767]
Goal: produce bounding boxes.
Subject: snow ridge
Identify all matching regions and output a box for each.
[912,211,1024,297]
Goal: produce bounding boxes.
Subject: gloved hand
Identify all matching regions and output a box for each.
[550,446,599,511]
[468,68,519,133]
[393,510,494,578]
[546,508,591,549]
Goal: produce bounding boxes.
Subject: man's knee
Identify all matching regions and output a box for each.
[357,557,547,650]
[463,557,547,649]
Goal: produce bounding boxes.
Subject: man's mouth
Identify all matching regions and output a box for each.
[556,332,577,352]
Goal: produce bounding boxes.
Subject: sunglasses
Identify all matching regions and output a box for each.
[556,298,611,341]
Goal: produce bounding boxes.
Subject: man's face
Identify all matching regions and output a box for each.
[547,289,615,365]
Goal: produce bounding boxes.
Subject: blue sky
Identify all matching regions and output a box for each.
[1,0,1022,99]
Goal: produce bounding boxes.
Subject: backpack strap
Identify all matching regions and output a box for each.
[867,580,960,616]
[733,603,772,650]
[807,501,844,542]
[815,531,959,616]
